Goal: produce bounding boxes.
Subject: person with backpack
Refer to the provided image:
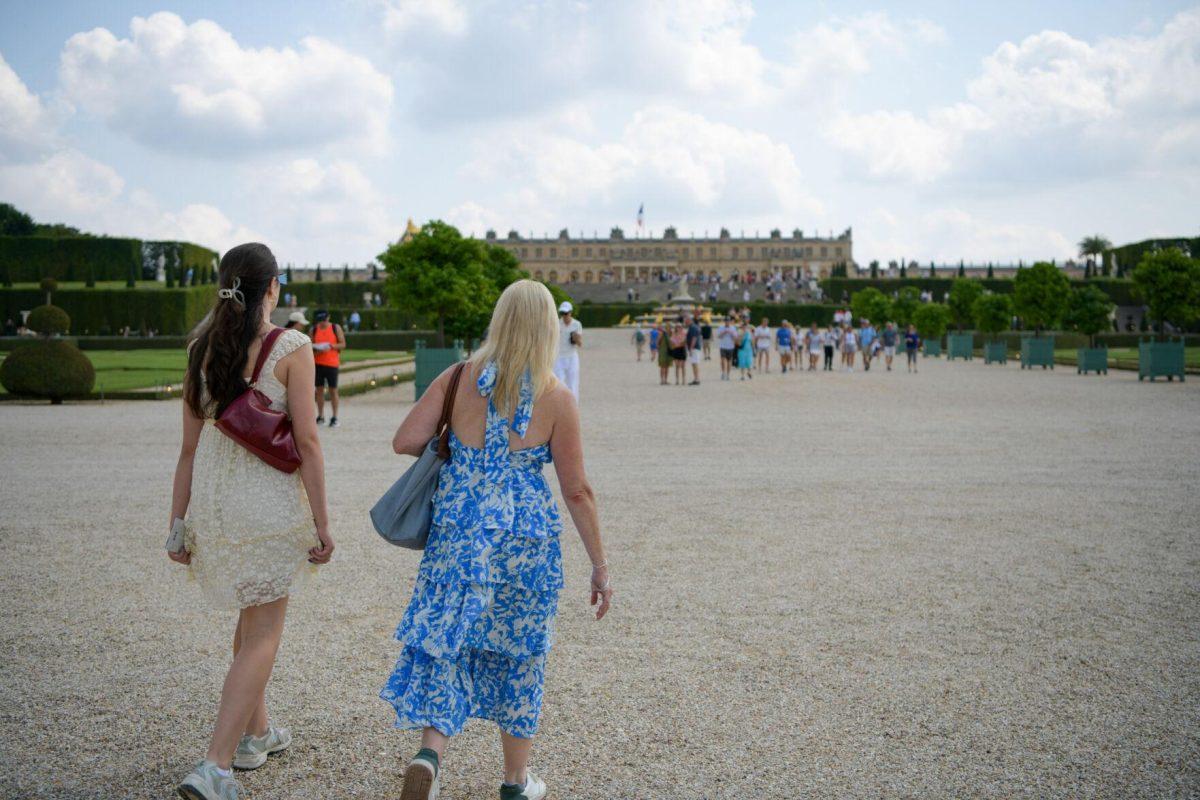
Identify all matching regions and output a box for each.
[311,310,346,427]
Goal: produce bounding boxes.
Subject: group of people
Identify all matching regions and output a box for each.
[169,246,608,800]
[635,314,924,384]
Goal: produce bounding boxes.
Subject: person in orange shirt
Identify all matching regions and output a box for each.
[311,310,346,427]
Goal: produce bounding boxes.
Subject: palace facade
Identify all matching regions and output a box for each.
[482,226,853,283]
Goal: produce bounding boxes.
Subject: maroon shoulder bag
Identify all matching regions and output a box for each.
[215,327,303,473]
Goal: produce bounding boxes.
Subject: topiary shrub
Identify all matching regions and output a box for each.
[0,339,95,404]
[26,304,71,335]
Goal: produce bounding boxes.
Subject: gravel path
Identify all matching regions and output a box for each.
[1,328,1198,799]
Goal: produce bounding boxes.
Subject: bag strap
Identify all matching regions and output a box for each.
[249,327,285,384]
[435,361,467,459]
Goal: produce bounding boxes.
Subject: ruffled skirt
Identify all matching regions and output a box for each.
[381,523,561,739]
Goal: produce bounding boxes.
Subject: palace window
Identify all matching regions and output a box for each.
[805,246,812,257]
[571,247,578,256]
[682,247,689,258]
[710,246,717,257]
[820,246,827,257]
[550,247,557,258]
[585,247,592,257]
[732,246,739,257]
[521,248,528,258]
[835,247,843,257]
[535,247,542,258]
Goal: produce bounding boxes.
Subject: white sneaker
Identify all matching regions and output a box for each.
[232,724,291,770]
[401,753,440,800]
[500,772,547,800]
[178,760,242,800]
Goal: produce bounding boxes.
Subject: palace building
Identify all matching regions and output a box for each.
[481,226,853,284]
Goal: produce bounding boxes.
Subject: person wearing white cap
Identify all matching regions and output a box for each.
[554,301,583,400]
[284,311,309,330]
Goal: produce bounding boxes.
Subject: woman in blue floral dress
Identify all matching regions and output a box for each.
[383,280,612,800]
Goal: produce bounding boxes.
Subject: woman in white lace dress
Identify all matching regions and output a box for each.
[169,243,334,800]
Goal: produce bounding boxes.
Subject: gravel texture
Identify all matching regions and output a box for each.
[1,328,1198,799]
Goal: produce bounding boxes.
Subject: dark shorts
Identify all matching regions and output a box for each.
[315,365,340,388]
[670,347,687,361]
[720,347,735,361]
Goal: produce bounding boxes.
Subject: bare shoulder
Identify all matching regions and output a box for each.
[539,379,577,420]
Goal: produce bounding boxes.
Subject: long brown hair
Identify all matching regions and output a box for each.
[185,243,278,418]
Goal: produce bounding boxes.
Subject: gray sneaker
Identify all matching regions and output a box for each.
[178,760,241,800]
[232,724,292,770]
[499,772,546,800]
[401,752,440,800]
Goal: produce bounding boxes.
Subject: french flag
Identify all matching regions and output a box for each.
[636,203,644,229]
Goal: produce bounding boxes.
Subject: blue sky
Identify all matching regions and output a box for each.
[1,1,1197,267]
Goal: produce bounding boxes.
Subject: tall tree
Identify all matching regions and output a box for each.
[891,286,921,327]
[1078,235,1111,279]
[1132,248,1200,339]
[851,287,891,326]
[0,203,36,235]
[1012,262,1070,335]
[912,303,951,342]
[379,220,497,346]
[972,292,1013,341]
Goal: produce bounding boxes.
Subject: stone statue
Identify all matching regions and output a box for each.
[675,273,693,301]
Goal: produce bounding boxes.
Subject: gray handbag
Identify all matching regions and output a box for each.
[370,362,466,549]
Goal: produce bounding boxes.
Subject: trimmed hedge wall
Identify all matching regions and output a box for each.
[0,236,217,283]
[0,285,213,335]
[819,277,1142,307]
[286,281,386,307]
[344,330,437,350]
[324,307,428,330]
[1109,238,1200,277]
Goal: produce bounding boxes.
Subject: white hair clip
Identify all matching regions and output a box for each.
[217,277,245,307]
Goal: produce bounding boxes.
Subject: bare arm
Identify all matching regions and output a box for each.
[167,389,205,564]
[391,365,454,456]
[282,345,334,564]
[549,389,610,620]
[332,323,347,351]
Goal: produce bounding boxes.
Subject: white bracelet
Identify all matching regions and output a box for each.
[592,560,608,570]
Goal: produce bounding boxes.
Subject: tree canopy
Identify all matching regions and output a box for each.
[1012,262,1070,334]
[947,279,984,331]
[890,286,921,327]
[912,303,951,340]
[850,286,891,326]
[1132,247,1200,338]
[972,292,1012,338]
[379,220,498,345]
[1064,284,1115,346]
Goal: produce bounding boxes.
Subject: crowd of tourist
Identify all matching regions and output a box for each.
[632,309,924,385]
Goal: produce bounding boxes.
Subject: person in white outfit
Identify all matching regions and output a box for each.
[554,301,583,400]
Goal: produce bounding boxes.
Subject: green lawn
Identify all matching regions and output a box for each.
[0,348,409,394]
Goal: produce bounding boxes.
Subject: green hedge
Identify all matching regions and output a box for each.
[285,281,386,307]
[324,307,428,330]
[0,236,217,283]
[1109,238,1200,277]
[0,285,213,335]
[819,277,1142,307]
[344,330,437,350]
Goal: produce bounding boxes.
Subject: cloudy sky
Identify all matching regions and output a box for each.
[1,1,1198,267]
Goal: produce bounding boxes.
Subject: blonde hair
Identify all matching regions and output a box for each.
[469,280,559,416]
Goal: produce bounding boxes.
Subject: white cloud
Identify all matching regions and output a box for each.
[245,158,395,264]
[462,105,823,232]
[827,8,1200,184]
[58,12,393,157]
[0,149,258,251]
[380,5,947,123]
[0,52,58,163]
[377,0,468,37]
[861,206,1074,265]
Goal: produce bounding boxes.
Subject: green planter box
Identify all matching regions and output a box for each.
[414,339,466,399]
[1138,338,1186,382]
[1076,347,1108,375]
[947,333,974,360]
[923,339,942,357]
[1021,335,1055,370]
[984,341,1007,364]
